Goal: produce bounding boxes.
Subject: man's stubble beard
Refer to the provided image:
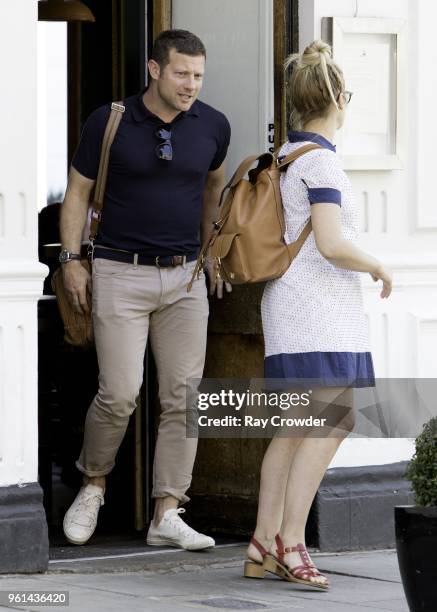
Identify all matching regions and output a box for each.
[157,81,198,114]
[156,82,183,114]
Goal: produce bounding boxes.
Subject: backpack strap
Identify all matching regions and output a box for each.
[218,154,264,207]
[218,144,322,207]
[276,142,322,170]
[280,144,323,260]
[89,101,125,242]
[287,218,312,259]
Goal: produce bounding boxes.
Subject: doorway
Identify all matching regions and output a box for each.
[37,0,155,560]
[37,0,302,562]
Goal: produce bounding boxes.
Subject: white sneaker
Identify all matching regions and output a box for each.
[146,508,215,551]
[63,484,105,545]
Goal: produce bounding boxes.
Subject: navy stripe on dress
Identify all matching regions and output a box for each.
[264,351,375,388]
[307,186,341,206]
[301,180,342,206]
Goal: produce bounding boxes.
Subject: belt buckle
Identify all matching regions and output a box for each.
[155,255,187,268]
[174,255,186,266]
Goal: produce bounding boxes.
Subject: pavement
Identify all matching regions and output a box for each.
[0,543,408,612]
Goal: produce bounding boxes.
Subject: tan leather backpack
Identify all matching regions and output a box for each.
[188,143,321,291]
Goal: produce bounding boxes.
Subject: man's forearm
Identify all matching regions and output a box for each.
[60,191,89,252]
[201,185,223,244]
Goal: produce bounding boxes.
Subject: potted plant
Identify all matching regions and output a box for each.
[395,417,437,612]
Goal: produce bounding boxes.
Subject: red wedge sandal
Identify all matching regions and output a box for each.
[263,534,330,590]
[243,537,269,579]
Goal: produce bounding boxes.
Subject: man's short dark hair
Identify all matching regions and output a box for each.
[151,29,206,69]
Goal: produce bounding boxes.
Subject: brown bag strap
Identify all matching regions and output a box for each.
[227,154,266,190]
[279,144,322,261]
[89,101,125,242]
[214,143,321,263]
[187,231,214,292]
[276,142,322,169]
[217,143,322,208]
[218,154,262,207]
[286,218,312,259]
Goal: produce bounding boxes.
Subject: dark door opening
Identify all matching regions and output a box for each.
[37,0,156,559]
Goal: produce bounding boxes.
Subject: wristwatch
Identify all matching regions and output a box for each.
[59,249,81,264]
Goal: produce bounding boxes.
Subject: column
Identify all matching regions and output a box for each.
[0,0,49,573]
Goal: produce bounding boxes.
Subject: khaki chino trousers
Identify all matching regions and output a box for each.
[76,257,208,504]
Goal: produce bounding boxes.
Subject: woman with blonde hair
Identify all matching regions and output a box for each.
[244,40,392,589]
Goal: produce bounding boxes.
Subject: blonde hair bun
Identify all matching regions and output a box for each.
[283,39,344,129]
[301,40,332,67]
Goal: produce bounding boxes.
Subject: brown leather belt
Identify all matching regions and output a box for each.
[93,246,197,268]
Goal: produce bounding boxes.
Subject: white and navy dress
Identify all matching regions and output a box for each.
[262,131,374,387]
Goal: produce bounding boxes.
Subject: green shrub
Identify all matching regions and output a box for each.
[405,417,437,507]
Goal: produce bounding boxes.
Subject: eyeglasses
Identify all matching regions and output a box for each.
[155,125,173,160]
[339,90,353,105]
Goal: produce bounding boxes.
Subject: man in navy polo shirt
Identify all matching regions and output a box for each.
[60,30,231,550]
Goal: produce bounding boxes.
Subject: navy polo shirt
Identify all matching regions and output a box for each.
[72,91,231,255]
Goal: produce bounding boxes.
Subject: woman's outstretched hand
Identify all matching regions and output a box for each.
[370,264,392,299]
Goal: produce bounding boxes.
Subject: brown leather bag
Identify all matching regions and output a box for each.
[51,258,93,346]
[188,143,321,291]
[51,102,125,347]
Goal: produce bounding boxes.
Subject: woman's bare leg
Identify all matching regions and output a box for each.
[246,387,355,568]
[276,387,355,586]
[246,436,304,563]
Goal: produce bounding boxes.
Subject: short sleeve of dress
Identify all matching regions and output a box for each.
[298,149,342,206]
[71,104,111,180]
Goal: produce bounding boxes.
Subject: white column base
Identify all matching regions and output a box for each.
[0,261,48,487]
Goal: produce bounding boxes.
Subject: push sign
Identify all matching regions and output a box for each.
[267,121,275,153]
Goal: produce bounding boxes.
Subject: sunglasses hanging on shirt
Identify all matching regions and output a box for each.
[155,125,173,161]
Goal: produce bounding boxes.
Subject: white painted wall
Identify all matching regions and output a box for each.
[0,0,48,487]
[299,0,437,468]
